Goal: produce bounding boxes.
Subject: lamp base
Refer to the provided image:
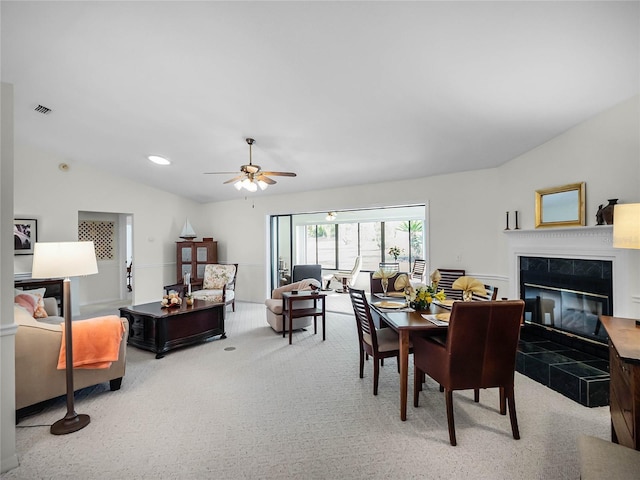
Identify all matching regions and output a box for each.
[50,413,90,435]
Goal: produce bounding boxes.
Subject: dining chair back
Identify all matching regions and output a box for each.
[413,300,525,446]
[369,271,407,294]
[436,268,466,300]
[379,262,400,273]
[349,288,405,395]
[410,259,427,282]
[471,284,498,301]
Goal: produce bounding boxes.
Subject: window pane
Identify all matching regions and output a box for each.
[408,220,424,262]
[359,222,381,271]
[384,221,411,271]
[337,223,359,270]
[317,224,336,269]
[305,225,318,264]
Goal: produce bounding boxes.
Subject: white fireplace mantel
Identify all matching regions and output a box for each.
[505,226,635,317]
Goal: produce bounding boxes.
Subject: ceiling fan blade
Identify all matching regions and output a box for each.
[223,174,246,184]
[203,171,241,175]
[260,171,297,177]
[256,174,276,185]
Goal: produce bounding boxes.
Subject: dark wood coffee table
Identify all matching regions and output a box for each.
[119,299,225,358]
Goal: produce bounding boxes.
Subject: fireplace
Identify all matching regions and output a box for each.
[520,256,613,344]
[505,226,634,407]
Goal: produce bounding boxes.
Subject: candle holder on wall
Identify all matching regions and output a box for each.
[505,211,510,230]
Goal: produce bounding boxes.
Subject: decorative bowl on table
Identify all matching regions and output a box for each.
[161,292,182,308]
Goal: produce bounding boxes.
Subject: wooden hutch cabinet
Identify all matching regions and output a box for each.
[176,239,218,284]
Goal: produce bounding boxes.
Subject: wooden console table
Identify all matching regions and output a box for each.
[600,315,640,450]
[282,291,326,345]
[120,299,225,358]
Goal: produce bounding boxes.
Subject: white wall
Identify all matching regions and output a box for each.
[201,96,640,304]
[13,144,204,305]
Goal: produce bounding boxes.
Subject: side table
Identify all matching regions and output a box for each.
[282,291,327,345]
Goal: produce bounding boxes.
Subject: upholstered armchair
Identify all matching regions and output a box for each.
[327,256,362,293]
[191,263,238,311]
[265,278,321,333]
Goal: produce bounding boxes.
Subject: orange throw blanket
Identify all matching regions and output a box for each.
[57,315,125,370]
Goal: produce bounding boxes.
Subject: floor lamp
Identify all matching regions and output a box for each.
[612,203,640,327]
[31,241,98,435]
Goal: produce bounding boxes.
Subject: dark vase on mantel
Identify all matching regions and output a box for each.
[600,199,618,225]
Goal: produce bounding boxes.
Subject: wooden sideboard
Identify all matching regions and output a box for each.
[600,315,640,451]
[176,239,217,283]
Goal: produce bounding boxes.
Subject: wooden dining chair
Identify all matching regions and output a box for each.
[471,284,498,301]
[369,271,410,295]
[410,259,427,283]
[379,262,400,273]
[349,288,407,395]
[436,268,466,300]
[413,300,525,446]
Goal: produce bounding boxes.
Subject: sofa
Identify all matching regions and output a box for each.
[265,278,321,333]
[14,303,128,411]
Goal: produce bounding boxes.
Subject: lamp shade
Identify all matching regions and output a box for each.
[31,241,99,278]
[613,203,640,249]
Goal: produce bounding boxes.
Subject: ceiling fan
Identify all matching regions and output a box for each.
[204,138,296,192]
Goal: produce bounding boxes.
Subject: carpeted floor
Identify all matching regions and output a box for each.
[5,301,609,479]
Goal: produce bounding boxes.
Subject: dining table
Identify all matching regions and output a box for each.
[369,295,452,421]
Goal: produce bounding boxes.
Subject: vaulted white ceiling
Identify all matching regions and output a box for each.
[2,1,638,203]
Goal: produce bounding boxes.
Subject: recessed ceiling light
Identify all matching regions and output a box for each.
[148,155,170,166]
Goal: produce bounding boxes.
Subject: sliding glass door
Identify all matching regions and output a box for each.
[269,215,293,291]
[270,205,426,289]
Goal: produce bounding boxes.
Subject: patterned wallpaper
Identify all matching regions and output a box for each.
[78,220,115,260]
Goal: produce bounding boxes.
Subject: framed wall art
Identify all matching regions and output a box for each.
[535,182,586,228]
[14,218,37,255]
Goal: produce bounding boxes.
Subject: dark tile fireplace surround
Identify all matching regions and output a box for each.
[516,256,612,407]
[509,227,626,407]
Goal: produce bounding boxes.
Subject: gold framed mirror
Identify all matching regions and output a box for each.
[535,182,586,228]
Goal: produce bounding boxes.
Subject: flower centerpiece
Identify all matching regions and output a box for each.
[388,246,402,261]
[406,282,446,311]
[161,291,182,308]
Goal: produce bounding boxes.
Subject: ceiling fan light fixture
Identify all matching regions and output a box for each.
[245,180,258,192]
[204,137,296,191]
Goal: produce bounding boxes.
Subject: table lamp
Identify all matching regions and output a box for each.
[612,203,640,326]
[31,241,98,434]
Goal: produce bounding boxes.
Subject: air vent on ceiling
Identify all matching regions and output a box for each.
[34,104,52,115]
